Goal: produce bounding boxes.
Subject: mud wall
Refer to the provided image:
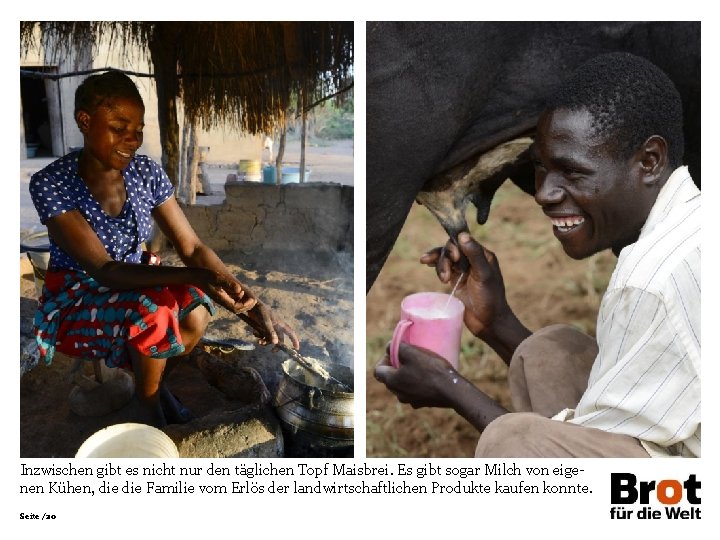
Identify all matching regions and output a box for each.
[181,182,353,253]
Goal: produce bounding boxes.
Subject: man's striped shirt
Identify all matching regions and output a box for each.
[563,167,701,457]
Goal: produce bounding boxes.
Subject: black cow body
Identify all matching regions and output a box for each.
[366,22,700,291]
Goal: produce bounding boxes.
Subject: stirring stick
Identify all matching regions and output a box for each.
[444,272,464,312]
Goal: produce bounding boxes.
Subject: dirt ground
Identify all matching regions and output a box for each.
[20,247,353,458]
[19,138,354,459]
[365,181,616,457]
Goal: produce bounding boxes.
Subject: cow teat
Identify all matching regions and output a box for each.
[416,137,534,242]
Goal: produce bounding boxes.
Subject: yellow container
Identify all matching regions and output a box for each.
[238,159,261,181]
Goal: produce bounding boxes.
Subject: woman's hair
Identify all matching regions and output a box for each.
[74,71,144,115]
[546,52,684,168]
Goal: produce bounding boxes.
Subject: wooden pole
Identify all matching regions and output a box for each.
[148,24,181,252]
[179,121,190,201]
[185,121,199,205]
[300,88,307,183]
[275,126,286,185]
[149,59,180,185]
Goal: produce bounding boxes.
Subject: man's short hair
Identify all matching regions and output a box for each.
[75,71,144,116]
[546,52,684,168]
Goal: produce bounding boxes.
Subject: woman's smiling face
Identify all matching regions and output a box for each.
[531,108,657,259]
[78,96,145,172]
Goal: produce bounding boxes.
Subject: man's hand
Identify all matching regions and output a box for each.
[375,342,509,431]
[420,232,531,364]
[420,232,509,338]
[374,343,459,409]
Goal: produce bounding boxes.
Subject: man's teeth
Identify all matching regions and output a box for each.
[551,216,584,231]
[117,151,131,158]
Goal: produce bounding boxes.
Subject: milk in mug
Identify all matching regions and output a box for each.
[390,292,465,369]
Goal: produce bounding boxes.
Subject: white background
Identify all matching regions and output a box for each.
[5,3,717,537]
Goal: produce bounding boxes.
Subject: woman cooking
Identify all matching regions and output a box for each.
[30,71,299,427]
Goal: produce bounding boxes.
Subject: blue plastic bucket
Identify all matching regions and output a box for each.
[281,167,311,184]
[26,143,39,158]
[263,166,277,184]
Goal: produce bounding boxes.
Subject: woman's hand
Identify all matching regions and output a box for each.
[197,271,299,349]
[199,271,258,313]
[197,269,299,349]
[239,301,300,350]
[150,196,301,350]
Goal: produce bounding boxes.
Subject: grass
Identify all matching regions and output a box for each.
[366,407,411,456]
[366,334,391,373]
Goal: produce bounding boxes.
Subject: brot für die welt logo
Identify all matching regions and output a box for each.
[610,473,701,520]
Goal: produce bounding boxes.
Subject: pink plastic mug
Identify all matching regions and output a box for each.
[390,292,465,370]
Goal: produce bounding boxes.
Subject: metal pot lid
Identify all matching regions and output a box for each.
[281,359,354,395]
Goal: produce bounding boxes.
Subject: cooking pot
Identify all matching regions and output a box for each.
[274,359,353,447]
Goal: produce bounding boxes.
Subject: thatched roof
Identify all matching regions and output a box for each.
[20,21,353,135]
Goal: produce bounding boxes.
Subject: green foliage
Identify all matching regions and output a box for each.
[312,98,354,139]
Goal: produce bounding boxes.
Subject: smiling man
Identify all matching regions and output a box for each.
[375,52,700,458]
